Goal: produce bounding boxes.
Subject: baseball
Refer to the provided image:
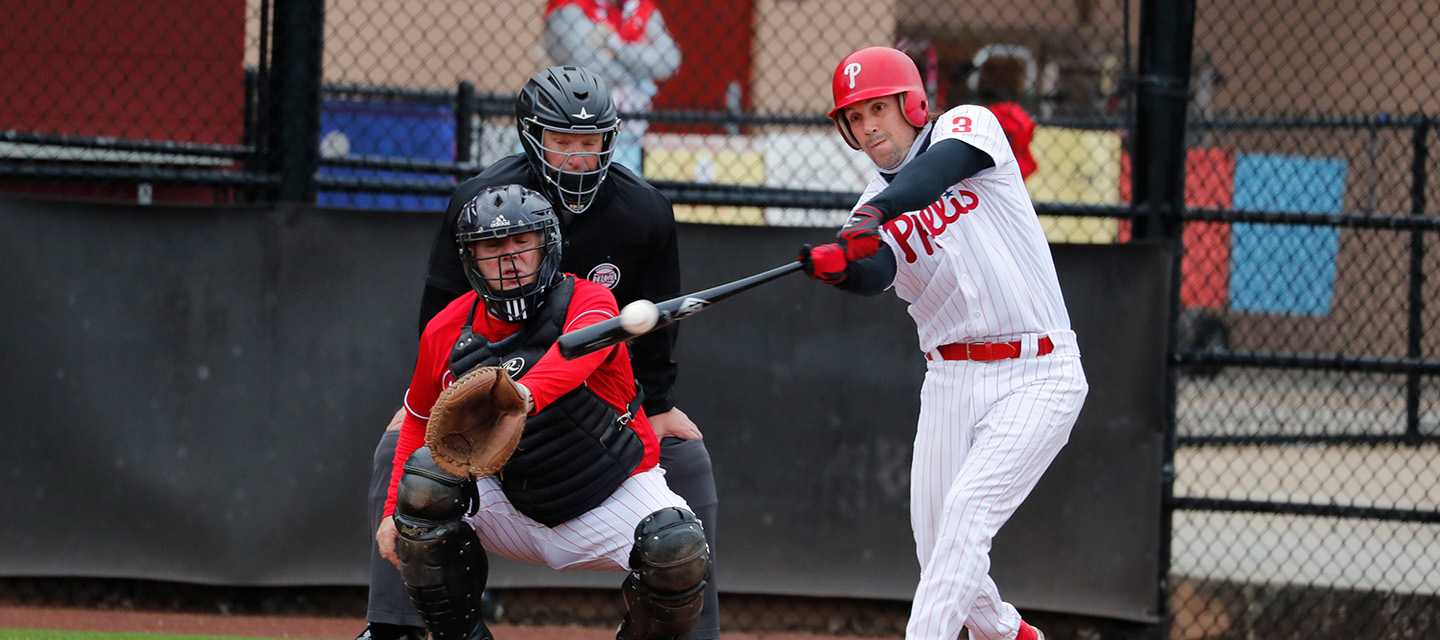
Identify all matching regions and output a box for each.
[619,299,660,335]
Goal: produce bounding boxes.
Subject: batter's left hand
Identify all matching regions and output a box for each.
[836,204,884,260]
[649,407,702,440]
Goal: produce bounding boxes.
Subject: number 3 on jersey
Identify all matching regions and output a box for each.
[951,116,972,134]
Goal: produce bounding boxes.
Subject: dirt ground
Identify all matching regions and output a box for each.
[0,605,368,638]
[0,605,873,640]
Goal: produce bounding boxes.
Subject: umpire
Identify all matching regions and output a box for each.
[359,65,721,640]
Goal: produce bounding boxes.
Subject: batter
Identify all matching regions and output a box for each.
[798,46,1089,640]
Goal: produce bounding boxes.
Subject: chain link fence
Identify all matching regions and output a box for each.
[0,1,264,201]
[1,0,1132,237]
[1166,2,1440,639]
[4,1,1439,639]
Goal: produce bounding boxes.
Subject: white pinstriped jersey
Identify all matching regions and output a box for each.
[863,105,1071,353]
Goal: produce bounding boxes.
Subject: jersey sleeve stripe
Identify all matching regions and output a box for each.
[564,309,616,333]
[402,388,430,421]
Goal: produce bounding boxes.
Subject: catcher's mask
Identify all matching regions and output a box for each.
[456,184,564,323]
[516,66,620,215]
[828,46,929,150]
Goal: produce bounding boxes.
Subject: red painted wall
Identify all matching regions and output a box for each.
[1120,148,1235,309]
[0,0,246,144]
[649,0,753,133]
[0,0,246,202]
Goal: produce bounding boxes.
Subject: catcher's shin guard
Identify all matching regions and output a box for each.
[617,507,711,640]
[394,448,492,640]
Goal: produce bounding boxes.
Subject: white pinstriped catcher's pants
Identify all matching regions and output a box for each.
[462,466,689,572]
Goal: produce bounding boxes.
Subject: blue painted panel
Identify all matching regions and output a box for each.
[317,100,456,211]
[1228,154,1346,315]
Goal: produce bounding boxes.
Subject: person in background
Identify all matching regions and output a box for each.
[544,0,681,173]
[975,87,1039,181]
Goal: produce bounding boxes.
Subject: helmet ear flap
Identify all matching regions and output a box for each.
[898,93,929,128]
[834,113,861,150]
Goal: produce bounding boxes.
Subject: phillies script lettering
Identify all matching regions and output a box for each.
[881,189,980,262]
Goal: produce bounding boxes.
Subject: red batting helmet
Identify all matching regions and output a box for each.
[829,46,929,150]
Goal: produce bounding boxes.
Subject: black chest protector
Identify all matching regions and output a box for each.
[449,277,646,527]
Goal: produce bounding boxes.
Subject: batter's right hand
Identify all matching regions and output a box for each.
[376,516,400,570]
[799,243,848,285]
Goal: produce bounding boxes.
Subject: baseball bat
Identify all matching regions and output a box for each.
[557,260,804,360]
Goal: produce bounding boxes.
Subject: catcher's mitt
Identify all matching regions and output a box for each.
[426,365,530,478]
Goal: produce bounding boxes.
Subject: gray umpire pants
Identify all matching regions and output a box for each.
[367,428,722,640]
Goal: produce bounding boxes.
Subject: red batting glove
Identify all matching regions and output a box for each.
[798,243,848,285]
[837,204,884,261]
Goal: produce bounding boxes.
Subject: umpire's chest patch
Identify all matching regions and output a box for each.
[587,263,621,289]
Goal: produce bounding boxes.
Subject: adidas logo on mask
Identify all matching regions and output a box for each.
[490,215,510,227]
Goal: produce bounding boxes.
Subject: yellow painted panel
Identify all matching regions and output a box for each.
[644,148,766,226]
[674,205,766,226]
[1027,127,1122,243]
[1027,126,1122,205]
[711,151,765,185]
[642,149,695,182]
[1039,216,1120,244]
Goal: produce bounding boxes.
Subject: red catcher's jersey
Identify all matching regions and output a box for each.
[384,277,658,518]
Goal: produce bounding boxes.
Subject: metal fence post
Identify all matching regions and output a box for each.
[242,67,258,195]
[1132,1,1196,639]
[1405,117,1430,444]
[266,0,325,202]
[1131,0,1194,241]
[456,80,475,167]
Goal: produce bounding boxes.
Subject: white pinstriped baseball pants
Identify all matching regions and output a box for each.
[461,467,689,571]
[907,331,1088,640]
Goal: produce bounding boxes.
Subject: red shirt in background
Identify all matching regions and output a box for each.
[987,101,1038,180]
[545,0,658,43]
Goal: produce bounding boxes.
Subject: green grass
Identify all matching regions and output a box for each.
[0,631,286,640]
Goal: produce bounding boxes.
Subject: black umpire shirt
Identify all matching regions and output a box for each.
[419,154,683,417]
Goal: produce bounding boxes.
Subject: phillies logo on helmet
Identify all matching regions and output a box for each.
[844,62,862,88]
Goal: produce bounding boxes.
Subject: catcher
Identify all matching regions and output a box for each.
[378,184,710,640]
